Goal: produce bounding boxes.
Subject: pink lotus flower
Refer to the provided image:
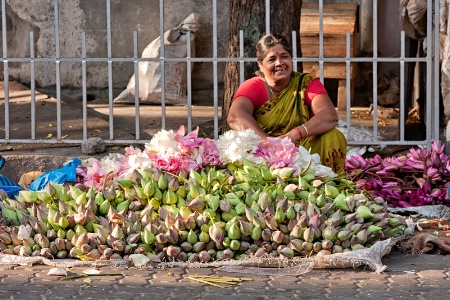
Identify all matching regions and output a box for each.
[254,137,300,171]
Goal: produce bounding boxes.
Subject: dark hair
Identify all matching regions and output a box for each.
[255,33,292,77]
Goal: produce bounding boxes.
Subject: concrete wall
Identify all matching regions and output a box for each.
[0,0,229,92]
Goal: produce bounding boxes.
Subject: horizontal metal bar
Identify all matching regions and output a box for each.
[1,57,429,63]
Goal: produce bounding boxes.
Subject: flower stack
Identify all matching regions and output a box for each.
[0,127,410,262]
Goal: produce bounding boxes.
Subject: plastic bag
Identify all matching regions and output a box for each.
[28,158,81,191]
[114,13,201,105]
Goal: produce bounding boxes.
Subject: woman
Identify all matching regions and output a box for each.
[227,33,347,175]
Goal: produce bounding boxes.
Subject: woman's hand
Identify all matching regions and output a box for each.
[227,96,270,140]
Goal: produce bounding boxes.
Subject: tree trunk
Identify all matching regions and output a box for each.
[221,0,303,132]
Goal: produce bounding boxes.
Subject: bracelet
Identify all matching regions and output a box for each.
[301,124,309,137]
[295,126,303,139]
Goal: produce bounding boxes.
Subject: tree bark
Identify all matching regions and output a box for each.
[221,0,303,132]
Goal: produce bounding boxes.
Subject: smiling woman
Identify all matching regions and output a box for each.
[227,33,348,175]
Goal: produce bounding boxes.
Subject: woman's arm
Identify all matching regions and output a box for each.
[280,93,339,142]
[227,96,270,141]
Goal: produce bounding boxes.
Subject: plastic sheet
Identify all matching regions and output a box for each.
[28,158,81,191]
[0,239,396,275]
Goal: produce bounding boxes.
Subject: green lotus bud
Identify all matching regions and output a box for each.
[274,207,286,223]
[239,220,253,237]
[333,193,349,211]
[227,221,241,240]
[225,239,239,251]
[277,246,293,258]
[302,241,313,251]
[245,206,257,223]
[337,230,352,241]
[288,224,302,239]
[141,228,155,245]
[208,223,224,246]
[321,239,333,250]
[271,230,284,244]
[313,241,322,253]
[99,199,111,215]
[356,205,374,219]
[218,199,230,213]
[264,215,278,231]
[252,215,266,229]
[303,227,315,243]
[187,197,205,212]
[58,215,69,229]
[231,202,244,216]
[260,165,274,181]
[332,244,343,254]
[285,205,296,220]
[324,184,339,199]
[187,229,198,245]
[198,231,210,243]
[251,225,262,241]
[289,239,303,252]
[322,225,337,241]
[367,225,382,234]
[162,190,177,205]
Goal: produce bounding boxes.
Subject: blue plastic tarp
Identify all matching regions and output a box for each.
[28,158,81,191]
[0,174,23,198]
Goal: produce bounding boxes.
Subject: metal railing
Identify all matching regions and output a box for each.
[0,0,441,149]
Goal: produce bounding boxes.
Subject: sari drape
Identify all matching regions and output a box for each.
[254,72,347,175]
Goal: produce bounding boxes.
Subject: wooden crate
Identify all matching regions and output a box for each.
[300,3,358,111]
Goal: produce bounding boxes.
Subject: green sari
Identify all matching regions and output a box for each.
[254,72,347,175]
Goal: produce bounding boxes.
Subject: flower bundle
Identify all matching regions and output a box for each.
[345,140,450,207]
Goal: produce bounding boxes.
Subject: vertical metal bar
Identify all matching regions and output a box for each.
[318,0,324,83]
[291,31,297,72]
[82,32,87,140]
[265,0,270,34]
[399,31,405,141]
[2,0,9,140]
[425,0,433,147]
[239,30,244,84]
[213,0,218,139]
[159,0,166,129]
[186,31,192,132]
[106,0,114,140]
[133,31,140,140]
[346,31,351,140]
[30,32,36,140]
[433,0,440,142]
[372,0,379,140]
[54,0,62,139]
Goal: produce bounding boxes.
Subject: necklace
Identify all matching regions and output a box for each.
[269,86,278,98]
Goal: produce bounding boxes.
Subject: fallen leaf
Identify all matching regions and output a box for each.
[62,134,69,139]
[15,145,24,149]
[48,123,54,127]
[45,133,53,139]
[83,278,92,284]
[93,129,102,133]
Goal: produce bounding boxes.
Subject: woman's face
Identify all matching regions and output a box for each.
[259,44,292,83]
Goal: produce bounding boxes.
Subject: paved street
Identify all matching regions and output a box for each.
[0,250,449,300]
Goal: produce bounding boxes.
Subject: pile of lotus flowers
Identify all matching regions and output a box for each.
[0,160,410,262]
[345,140,450,208]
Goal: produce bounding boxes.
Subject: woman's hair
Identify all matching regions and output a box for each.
[255,33,292,76]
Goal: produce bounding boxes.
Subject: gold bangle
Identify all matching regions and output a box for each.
[301,124,309,137]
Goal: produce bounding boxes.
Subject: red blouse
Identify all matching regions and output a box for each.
[233,77,328,111]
